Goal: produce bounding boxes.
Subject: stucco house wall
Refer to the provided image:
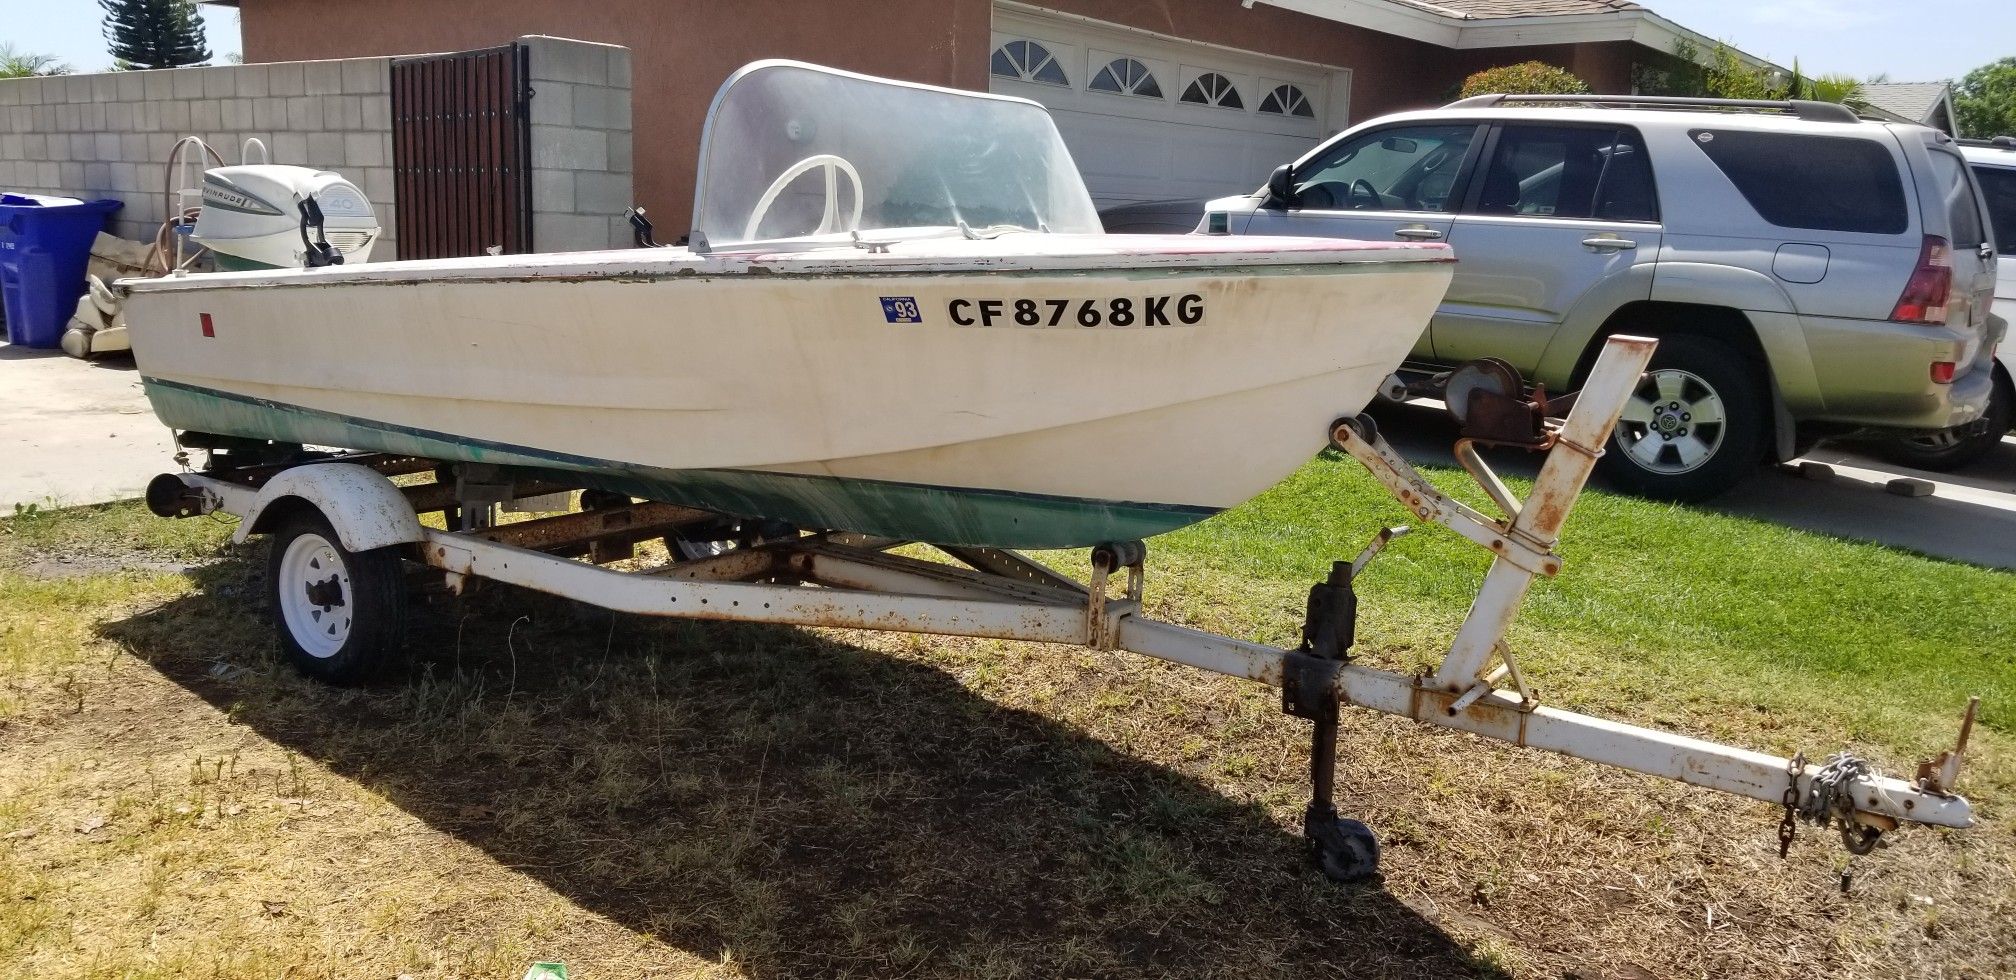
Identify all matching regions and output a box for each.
[224,0,1645,233]
[232,0,992,237]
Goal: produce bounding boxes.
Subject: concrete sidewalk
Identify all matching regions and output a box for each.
[1,343,175,512]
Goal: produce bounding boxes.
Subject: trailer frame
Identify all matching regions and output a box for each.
[149,336,1978,880]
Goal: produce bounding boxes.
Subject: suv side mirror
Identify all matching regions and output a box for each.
[1265,164,1298,210]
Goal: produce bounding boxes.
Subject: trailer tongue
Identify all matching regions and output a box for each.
[148,336,1977,881]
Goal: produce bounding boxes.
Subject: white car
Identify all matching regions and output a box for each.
[1961,136,2015,436]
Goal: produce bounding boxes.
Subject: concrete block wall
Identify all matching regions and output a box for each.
[522,36,635,253]
[0,36,636,262]
[0,58,401,260]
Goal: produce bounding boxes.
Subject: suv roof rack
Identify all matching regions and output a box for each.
[1958,135,2016,150]
[1443,93,1862,125]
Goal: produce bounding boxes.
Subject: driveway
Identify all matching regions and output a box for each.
[0,344,175,512]
[1371,401,2016,571]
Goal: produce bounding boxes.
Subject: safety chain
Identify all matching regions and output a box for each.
[1799,752,1884,855]
[1777,751,1805,858]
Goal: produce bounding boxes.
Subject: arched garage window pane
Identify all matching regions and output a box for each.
[1089,58,1162,99]
[1259,84,1314,118]
[991,40,1069,87]
[1180,72,1243,110]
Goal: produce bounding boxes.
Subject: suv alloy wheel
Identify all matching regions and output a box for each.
[1597,334,1767,501]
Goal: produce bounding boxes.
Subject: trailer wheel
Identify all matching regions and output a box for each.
[1307,808,1380,883]
[267,509,408,684]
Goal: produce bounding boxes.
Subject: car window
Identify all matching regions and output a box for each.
[1594,130,1658,222]
[1292,124,1476,213]
[1472,125,1658,222]
[1966,164,2014,252]
[1687,129,1907,235]
[1928,151,1986,249]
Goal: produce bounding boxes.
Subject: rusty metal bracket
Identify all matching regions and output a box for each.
[1915,696,1979,796]
[1086,541,1146,651]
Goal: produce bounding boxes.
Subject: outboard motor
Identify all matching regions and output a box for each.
[192,156,379,271]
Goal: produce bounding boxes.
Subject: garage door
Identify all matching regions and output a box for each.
[990,6,1349,207]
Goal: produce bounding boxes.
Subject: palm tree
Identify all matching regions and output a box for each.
[1806,74,1869,110]
[0,43,70,79]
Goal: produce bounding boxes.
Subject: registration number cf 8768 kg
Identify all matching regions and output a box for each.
[947,294,1204,328]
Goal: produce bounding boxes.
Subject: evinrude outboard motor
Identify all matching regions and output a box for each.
[192,160,380,271]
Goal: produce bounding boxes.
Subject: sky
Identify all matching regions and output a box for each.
[11,0,241,74]
[4,0,2012,82]
[1648,0,2013,81]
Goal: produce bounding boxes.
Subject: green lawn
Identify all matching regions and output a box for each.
[1145,452,2014,796]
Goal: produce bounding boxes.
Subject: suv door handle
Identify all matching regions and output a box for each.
[1394,227,1443,241]
[1983,243,1998,262]
[1582,236,1637,252]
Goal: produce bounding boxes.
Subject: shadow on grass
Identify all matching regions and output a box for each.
[98,555,1501,979]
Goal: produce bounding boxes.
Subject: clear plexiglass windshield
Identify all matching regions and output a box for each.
[691,61,1102,247]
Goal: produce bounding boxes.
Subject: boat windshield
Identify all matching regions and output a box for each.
[691,61,1102,248]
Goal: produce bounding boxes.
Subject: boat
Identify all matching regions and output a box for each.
[121,60,1452,549]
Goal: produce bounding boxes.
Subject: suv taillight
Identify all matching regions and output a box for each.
[1891,235,1953,325]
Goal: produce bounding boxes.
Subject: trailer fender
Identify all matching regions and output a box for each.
[232,463,424,553]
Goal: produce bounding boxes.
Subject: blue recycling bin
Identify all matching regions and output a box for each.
[0,193,123,348]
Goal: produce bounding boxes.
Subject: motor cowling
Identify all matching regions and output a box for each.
[191,164,380,271]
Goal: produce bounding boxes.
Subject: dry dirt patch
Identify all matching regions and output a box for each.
[0,511,2011,978]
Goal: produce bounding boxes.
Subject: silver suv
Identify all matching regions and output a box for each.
[1206,95,2004,500]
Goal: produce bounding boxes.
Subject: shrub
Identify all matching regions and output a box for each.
[1459,62,1592,99]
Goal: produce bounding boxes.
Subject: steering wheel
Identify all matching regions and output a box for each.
[743,154,865,242]
[1348,179,1383,211]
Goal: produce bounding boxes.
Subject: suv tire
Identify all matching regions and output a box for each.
[1877,366,2013,472]
[1597,334,1766,502]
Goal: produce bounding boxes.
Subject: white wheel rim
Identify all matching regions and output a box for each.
[278,532,353,659]
[1612,368,1728,476]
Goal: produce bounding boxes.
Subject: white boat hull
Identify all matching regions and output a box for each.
[125,235,1451,547]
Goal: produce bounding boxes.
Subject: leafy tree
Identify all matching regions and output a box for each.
[1459,62,1591,99]
[100,0,211,71]
[1704,44,1785,101]
[1632,38,1707,97]
[1954,57,2016,138]
[0,43,70,79]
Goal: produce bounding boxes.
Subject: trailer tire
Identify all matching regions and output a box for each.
[267,509,408,684]
[1307,808,1380,883]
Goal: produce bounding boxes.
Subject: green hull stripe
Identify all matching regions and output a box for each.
[142,378,1220,549]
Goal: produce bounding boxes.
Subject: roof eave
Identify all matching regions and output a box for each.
[1246,1,1785,75]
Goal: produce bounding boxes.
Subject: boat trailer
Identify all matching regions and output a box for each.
[147,336,1978,881]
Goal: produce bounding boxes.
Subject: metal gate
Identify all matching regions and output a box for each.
[390,44,532,260]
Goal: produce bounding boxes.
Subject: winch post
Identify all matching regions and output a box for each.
[1428,335,1655,692]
